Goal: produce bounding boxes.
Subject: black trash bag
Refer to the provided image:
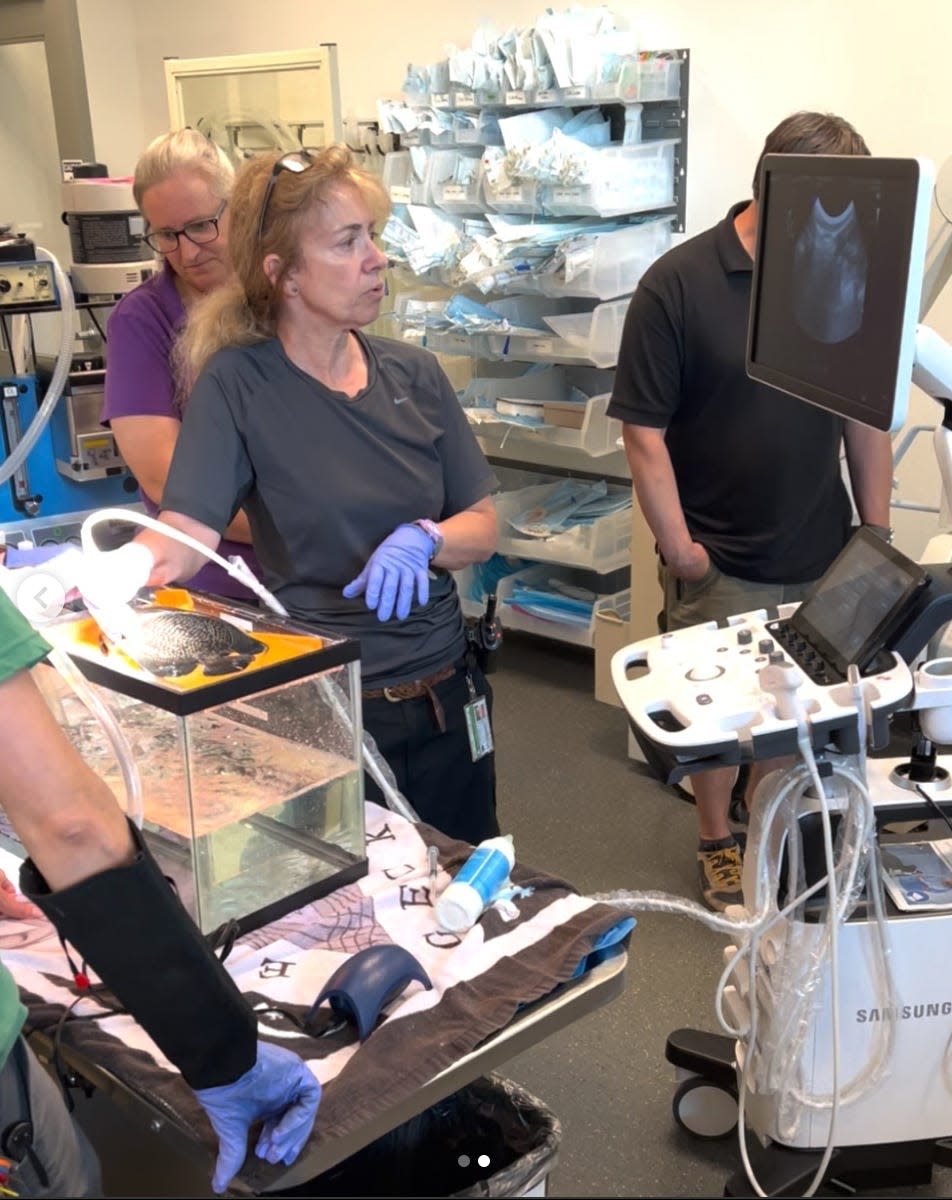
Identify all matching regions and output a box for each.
[269,1073,561,1198]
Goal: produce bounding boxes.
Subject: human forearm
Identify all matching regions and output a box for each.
[844,423,893,526]
[136,510,224,585]
[621,425,707,578]
[431,497,498,571]
[0,670,135,888]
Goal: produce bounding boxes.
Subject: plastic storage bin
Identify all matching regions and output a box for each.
[543,139,678,218]
[460,365,620,456]
[495,478,632,572]
[270,1074,560,1197]
[382,150,429,205]
[485,298,629,369]
[483,174,543,215]
[498,563,631,648]
[624,56,682,102]
[455,110,504,146]
[538,218,673,299]
[471,391,621,456]
[428,147,485,214]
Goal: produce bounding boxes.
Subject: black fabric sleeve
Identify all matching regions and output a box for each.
[20,820,256,1089]
[606,279,684,428]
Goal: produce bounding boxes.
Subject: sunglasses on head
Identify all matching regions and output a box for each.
[256,149,317,242]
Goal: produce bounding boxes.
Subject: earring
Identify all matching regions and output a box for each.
[288,284,299,295]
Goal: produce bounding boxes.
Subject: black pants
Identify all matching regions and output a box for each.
[362,661,499,846]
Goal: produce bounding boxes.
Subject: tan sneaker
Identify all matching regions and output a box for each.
[697,841,743,912]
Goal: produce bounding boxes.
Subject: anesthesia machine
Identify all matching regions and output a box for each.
[0,164,156,550]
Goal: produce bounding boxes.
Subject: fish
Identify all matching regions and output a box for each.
[119,610,267,679]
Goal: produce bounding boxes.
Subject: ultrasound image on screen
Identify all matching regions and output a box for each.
[792,197,868,344]
[749,165,917,429]
[797,539,918,667]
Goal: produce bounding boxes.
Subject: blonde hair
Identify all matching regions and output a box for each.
[176,144,390,390]
[133,128,234,209]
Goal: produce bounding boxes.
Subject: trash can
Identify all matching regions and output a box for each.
[270,1073,561,1197]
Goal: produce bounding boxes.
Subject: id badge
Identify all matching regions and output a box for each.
[464,694,494,761]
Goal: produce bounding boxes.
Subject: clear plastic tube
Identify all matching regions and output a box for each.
[45,647,143,828]
[0,248,74,486]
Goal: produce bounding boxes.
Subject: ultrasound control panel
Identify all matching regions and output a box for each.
[762,617,893,686]
[610,608,914,784]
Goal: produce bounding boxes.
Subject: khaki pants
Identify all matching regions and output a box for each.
[659,559,816,633]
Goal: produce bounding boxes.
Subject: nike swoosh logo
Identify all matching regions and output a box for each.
[393,395,408,405]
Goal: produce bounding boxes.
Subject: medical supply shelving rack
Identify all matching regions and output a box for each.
[381,48,689,646]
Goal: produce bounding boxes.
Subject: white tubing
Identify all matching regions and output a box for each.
[80,507,289,617]
[0,248,75,486]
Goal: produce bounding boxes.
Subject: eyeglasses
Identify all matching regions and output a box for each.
[143,200,227,254]
[256,149,316,242]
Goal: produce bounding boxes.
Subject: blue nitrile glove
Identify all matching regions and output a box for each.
[194,1041,322,1194]
[342,523,434,621]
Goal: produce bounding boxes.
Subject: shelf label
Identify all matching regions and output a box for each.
[505,90,527,105]
[431,93,450,108]
[453,89,476,107]
[551,187,586,202]
[564,85,589,99]
[440,185,468,200]
[536,89,560,103]
[389,186,411,203]
[493,187,532,204]
[526,338,556,355]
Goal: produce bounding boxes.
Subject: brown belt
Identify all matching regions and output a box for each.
[363,662,459,732]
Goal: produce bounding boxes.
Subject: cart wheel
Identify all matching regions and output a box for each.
[672,1075,738,1140]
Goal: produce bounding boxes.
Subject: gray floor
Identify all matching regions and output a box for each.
[488,632,952,1200]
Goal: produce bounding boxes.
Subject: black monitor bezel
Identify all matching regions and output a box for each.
[746,153,931,433]
[790,526,929,676]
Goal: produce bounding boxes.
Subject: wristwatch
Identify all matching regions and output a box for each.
[413,518,444,560]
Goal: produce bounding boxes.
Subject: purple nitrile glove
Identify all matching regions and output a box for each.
[342,522,434,621]
[194,1041,322,1194]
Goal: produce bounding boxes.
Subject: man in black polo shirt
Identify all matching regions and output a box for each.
[608,112,893,911]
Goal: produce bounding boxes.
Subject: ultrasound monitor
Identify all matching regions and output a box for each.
[746,154,934,432]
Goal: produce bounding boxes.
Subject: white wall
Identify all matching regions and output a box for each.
[47,0,952,557]
[0,40,71,265]
[75,0,147,179]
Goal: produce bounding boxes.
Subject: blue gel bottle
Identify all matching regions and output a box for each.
[435,835,515,932]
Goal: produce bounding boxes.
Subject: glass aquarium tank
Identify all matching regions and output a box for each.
[34,587,366,935]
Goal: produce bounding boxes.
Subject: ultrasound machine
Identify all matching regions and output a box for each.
[612,153,952,1196]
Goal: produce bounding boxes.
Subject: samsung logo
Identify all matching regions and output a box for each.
[857,1002,952,1023]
